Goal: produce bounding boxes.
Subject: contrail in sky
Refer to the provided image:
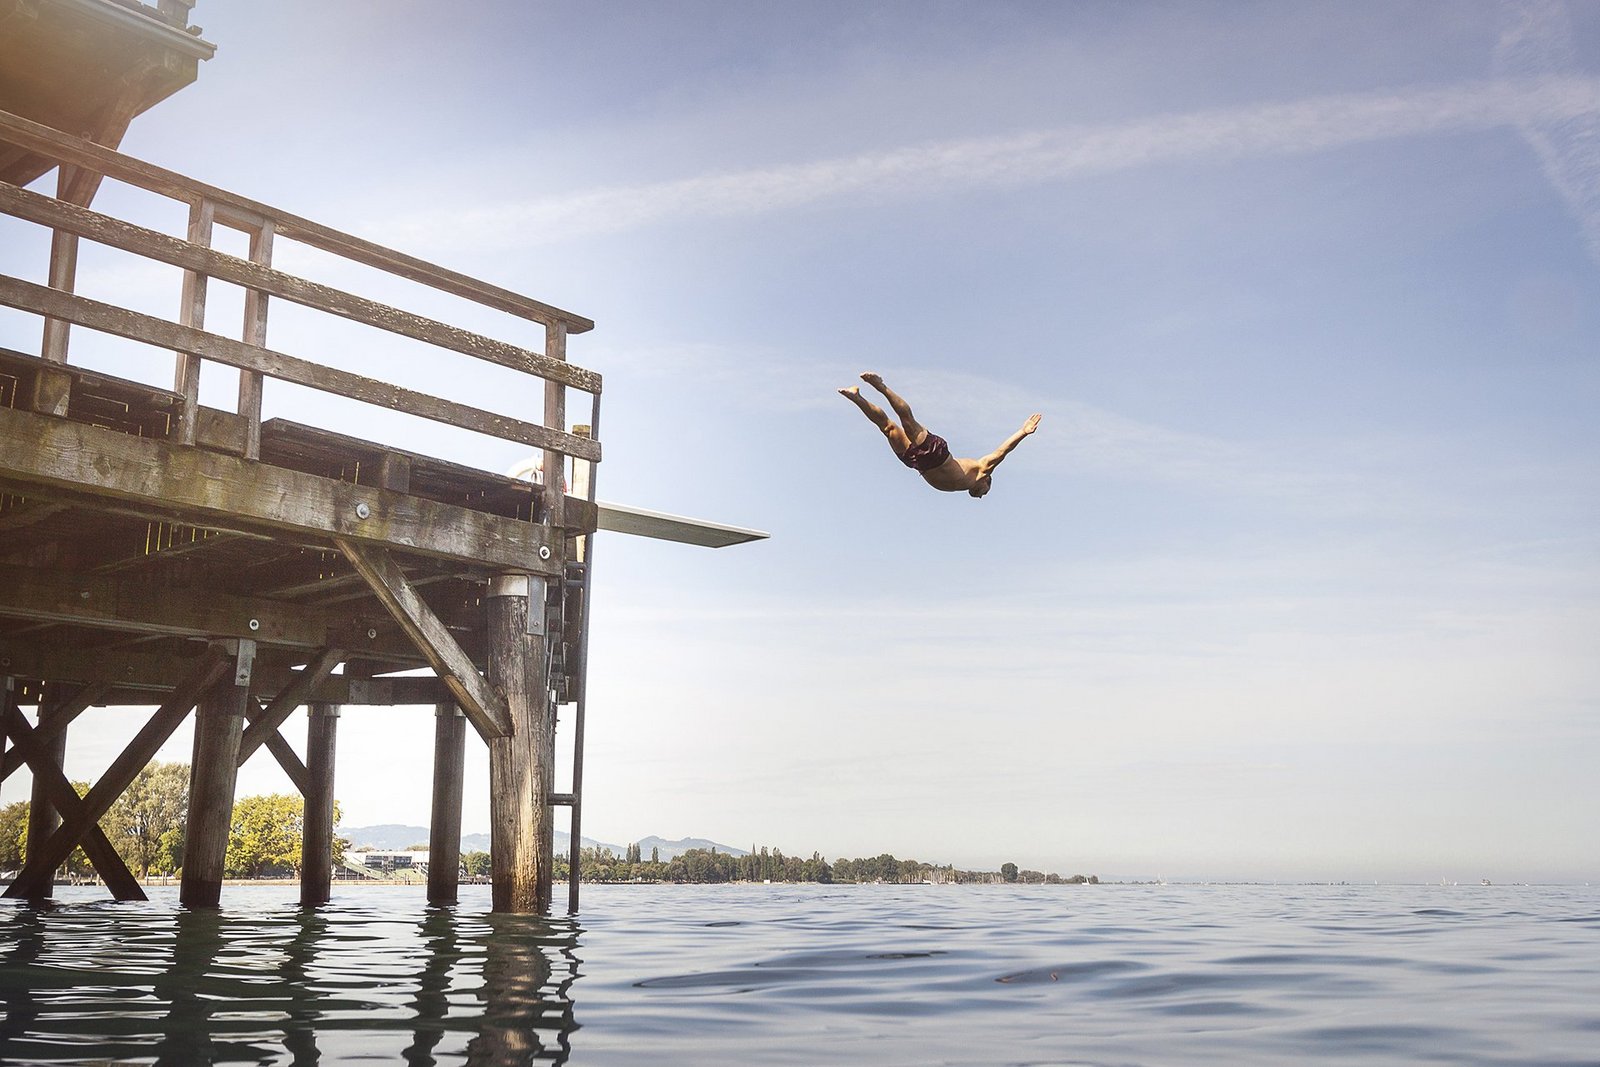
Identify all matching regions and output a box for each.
[402,75,1600,248]
[1494,0,1600,265]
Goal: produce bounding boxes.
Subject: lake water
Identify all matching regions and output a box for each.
[0,882,1596,1065]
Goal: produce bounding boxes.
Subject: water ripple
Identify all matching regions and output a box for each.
[0,883,1596,1064]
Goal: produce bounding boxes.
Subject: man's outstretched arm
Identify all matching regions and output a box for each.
[977,413,1043,476]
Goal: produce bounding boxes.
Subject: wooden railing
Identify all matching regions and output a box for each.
[0,107,600,483]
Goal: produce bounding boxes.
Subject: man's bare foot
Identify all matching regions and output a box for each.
[839,386,861,399]
[1022,413,1042,434]
[860,372,885,390]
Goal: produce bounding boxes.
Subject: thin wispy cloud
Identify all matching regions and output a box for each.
[394,76,1600,249]
[1495,1,1600,264]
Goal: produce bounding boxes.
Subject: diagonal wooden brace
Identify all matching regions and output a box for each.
[237,648,343,766]
[3,648,229,899]
[335,538,511,740]
[1,695,144,900]
[242,698,309,795]
[0,680,110,783]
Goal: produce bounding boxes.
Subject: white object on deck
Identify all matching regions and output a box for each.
[595,501,768,548]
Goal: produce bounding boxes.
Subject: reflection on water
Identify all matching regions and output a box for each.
[0,889,582,1065]
[2,883,1598,1065]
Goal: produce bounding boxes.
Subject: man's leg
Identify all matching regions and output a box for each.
[860,373,929,444]
[839,386,911,457]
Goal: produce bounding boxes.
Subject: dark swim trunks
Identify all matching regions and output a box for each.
[900,432,950,473]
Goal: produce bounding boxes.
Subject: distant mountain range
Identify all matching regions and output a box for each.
[342,824,746,861]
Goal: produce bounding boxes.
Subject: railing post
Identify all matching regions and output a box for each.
[542,320,567,528]
[238,220,274,460]
[174,197,214,446]
[40,167,82,364]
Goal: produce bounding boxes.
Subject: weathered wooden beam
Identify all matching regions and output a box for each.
[0,562,329,647]
[2,648,227,898]
[0,476,296,553]
[262,728,309,795]
[0,500,67,532]
[336,538,511,740]
[93,531,244,575]
[0,277,602,460]
[300,703,338,905]
[0,184,603,393]
[0,640,450,705]
[428,704,466,906]
[1,695,145,900]
[0,406,564,574]
[0,107,594,334]
[236,647,344,765]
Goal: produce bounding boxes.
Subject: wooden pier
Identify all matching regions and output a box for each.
[0,0,609,912]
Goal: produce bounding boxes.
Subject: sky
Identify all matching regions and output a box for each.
[2,0,1598,883]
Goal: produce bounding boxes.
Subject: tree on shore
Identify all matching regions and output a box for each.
[0,801,27,871]
[549,843,1091,887]
[225,793,345,878]
[103,761,188,878]
[3,785,95,879]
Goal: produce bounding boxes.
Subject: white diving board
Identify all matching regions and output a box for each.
[506,456,767,548]
[595,501,768,548]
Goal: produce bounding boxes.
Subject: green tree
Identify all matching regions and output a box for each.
[0,800,28,871]
[224,794,345,878]
[226,793,303,878]
[8,784,96,880]
[1001,862,1019,883]
[154,826,184,876]
[102,761,188,878]
[462,850,491,876]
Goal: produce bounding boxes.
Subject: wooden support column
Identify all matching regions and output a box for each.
[299,702,338,906]
[181,654,249,908]
[428,703,466,905]
[486,574,555,913]
[24,687,71,899]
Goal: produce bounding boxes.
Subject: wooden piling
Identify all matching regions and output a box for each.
[180,661,248,908]
[24,688,70,899]
[299,702,339,905]
[486,575,554,913]
[428,704,466,905]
